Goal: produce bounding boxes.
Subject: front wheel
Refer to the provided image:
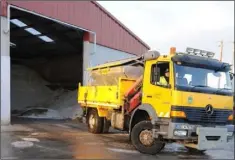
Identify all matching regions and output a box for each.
[87,109,103,134]
[131,120,165,155]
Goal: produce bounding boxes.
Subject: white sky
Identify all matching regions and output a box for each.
[98,1,234,64]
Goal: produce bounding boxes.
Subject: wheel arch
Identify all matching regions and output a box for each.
[129,104,159,133]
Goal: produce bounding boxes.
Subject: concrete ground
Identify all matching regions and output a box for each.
[1,118,234,160]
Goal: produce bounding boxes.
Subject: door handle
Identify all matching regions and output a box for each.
[147,95,152,98]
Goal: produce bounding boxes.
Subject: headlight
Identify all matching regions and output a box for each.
[174,130,187,136]
[228,114,233,121]
[170,111,186,118]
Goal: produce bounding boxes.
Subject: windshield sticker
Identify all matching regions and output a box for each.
[188,96,193,104]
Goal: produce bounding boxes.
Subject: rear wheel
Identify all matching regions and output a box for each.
[131,120,165,155]
[87,109,103,134]
[102,118,111,133]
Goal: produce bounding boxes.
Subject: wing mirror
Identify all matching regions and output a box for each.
[230,72,234,80]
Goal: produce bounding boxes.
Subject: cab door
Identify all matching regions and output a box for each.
[142,61,172,118]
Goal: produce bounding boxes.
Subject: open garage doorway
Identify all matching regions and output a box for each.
[9,7,86,121]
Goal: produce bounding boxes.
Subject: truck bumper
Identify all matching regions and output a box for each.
[153,122,234,150]
[186,127,227,150]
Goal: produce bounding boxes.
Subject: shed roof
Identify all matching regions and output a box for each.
[93,1,150,49]
[5,1,150,55]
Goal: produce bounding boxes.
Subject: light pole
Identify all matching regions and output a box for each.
[219,40,224,61]
[218,40,223,88]
[233,41,235,115]
[232,42,234,93]
[232,41,234,73]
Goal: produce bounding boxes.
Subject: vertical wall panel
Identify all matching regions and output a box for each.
[90,44,136,67]
[1,16,11,125]
[8,1,149,55]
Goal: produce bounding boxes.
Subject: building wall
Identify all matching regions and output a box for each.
[90,43,137,67]
[7,1,150,55]
[1,16,11,125]
[1,2,148,125]
[0,0,7,16]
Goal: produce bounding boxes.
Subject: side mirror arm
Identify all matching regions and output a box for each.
[229,72,234,80]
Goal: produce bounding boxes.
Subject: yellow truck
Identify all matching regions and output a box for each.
[78,47,234,155]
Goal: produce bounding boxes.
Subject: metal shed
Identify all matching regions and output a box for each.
[0,1,150,125]
[1,0,150,55]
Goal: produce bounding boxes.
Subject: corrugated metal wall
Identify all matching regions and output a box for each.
[0,0,7,16]
[7,1,150,56]
[90,43,136,67]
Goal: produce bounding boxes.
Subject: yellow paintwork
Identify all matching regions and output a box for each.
[78,53,233,119]
[78,78,135,117]
[97,107,109,117]
[141,54,233,118]
[172,90,233,109]
[142,55,173,118]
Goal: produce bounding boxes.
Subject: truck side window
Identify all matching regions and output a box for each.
[151,64,158,84]
[151,62,170,87]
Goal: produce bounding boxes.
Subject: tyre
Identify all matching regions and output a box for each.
[131,120,165,155]
[160,143,165,151]
[102,118,110,133]
[87,109,103,134]
[186,147,205,154]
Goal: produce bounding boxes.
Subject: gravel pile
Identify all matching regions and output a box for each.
[11,65,82,119]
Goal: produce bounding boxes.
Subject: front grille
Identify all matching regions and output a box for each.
[206,136,220,141]
[171,106,232,124]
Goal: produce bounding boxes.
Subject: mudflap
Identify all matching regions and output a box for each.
[185,127,228,150]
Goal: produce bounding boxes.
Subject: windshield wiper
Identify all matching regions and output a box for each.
[189,85,208,91]
[214,88,231,94]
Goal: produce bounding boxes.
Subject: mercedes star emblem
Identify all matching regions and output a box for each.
[205,104,214,115]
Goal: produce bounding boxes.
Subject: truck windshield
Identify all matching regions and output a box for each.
[174,63,233,95]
